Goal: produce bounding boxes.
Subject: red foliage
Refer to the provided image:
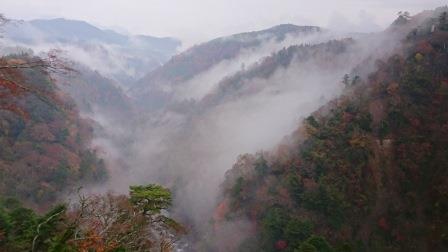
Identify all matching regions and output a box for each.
[0,78,25,96]
[0,55,105,207]
[394,231,405,242]
[213,199,230,223]
[378,217,389,231]
[416,41,434,54]
[30,124,56,142]
[343,111,354,123]
[275,240,288,250]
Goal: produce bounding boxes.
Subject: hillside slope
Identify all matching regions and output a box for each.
[0,54,107,209]
[3,18,181,86]
[131,24,322,109]
[125,23,402,241]
[216,7,448,252]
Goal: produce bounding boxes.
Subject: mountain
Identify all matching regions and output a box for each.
[53,63,137,180]
[0,40,183,252]
[213,7,448,251]
[198,38,355,109]
[123,23,395,238]
[3,18,181,86]
[55,63,133,118]
[130,24,323,109]
[1,5,447,252]
[0,54,107,210]
[3,18,145,197]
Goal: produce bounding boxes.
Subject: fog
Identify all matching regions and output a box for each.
[0,2,437,249]
[173,31,342,101]
[2,0,445,47]
[80,25,410,248]
[0,38,166,88]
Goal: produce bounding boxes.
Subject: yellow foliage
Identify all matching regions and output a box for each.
[6,58,27,65]
[305,124,318,136]
[415,53,424,62]
[349,135,369,148]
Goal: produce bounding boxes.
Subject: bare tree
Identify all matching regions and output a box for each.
[0,13,75,117]
[64,190,185,252]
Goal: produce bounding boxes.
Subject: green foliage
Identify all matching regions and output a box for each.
[55,128,69,142]
[111,248,126,252]
[306,236,333,252]
[129,184,172,214]
[231,177,245,199]
[378,120,390,140]
[255,155,269,176]
[32,204,67,251]
[285,219,314,248]
[387,109,408,129]
[221,8,448,252]
[302,182,348,229]
[0,58,109,206]
[439,11,448,30]
[259,206,317,251]
[0,198,73,252]
[286,173,304,204]
[294,236,333,252]
[295,242,318,252]
[306,116,319,129]
[354,113,372,132]
[401,67,435,104]
[333,242,354,252]
[79,151,108,183]
[0,183,183,251]
[52,163,71,187]
[260,207,288,249]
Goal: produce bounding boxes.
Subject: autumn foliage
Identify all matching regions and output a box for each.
[0,184,185,252]
[0,54,106,208]
[217,7,448,252]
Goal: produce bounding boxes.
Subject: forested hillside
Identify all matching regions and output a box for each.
[0,55,107,209]
[131,25,321,108]
[215,8,448,252]
[55,63,133,118]
[1,4,447,252]
[0,54,185,251]
[200,38,354,108]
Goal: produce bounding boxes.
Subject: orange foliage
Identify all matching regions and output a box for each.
[213,199,230,223]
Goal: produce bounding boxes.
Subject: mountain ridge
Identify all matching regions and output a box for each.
[3,18,181,86]
[212,7,448,251]
[131,23,323,109]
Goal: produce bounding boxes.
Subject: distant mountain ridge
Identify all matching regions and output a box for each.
[131,24,322,109]
[10,18,180,52]
[3,18,181,86]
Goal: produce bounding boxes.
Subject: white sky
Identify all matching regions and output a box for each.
[1,0,446,46]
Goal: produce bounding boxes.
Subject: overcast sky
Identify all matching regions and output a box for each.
[2,0,446,46]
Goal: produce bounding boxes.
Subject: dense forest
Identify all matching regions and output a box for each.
[214,7,448,252]
[0,4,447,252]
[0,52,184,251]
[0,55,107,208]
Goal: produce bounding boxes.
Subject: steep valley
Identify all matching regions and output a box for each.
[0,5,447,252]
